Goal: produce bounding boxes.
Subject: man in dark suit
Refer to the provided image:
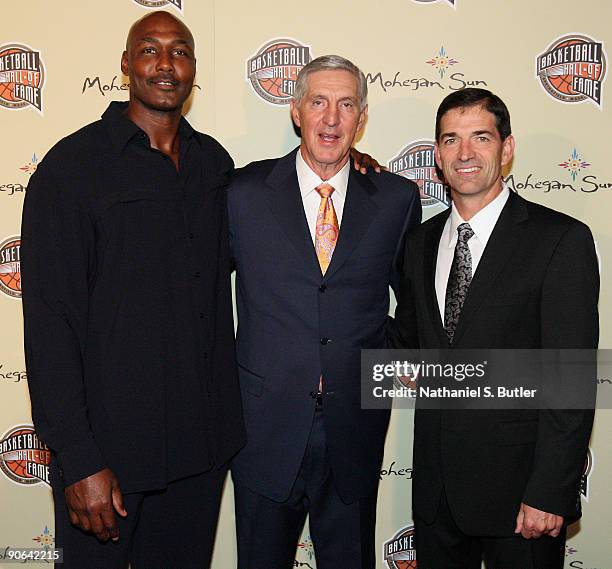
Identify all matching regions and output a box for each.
[21,12,244,568]
[228,55,421,568]
[388,88,599,568]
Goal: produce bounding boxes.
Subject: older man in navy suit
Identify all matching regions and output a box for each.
[228,55,421,568]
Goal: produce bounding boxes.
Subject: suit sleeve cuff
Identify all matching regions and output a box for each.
[56,436,107,488]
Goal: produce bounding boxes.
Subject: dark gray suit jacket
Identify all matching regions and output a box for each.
[229,148,421,502]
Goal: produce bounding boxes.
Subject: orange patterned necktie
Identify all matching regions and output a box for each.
[315,183,339,275]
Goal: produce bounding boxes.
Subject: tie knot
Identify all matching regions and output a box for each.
[457,222,474,243]
[316,183,335,199]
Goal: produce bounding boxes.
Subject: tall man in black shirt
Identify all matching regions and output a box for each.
[21,12,244,569]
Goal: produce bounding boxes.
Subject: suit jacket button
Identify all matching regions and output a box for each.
[319,285,327,292]
[320,337,330,345]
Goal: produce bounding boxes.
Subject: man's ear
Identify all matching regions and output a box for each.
[501,134,515,167]
[290,100,301,128]
[357,104,368,132]
[434,142,441,170]
[121,51,129,76]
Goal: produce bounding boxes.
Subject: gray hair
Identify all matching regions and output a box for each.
[293,55,368,111]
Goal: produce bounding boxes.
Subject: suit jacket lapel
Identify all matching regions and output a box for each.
[264,148,321,275]
[452,191,529,345]
[323,169,379,281]
[424,210,451,345]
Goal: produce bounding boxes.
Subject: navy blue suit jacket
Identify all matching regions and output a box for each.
[229,148,421,502]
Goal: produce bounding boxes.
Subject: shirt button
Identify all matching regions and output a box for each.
[189,233,195,239]
[320,337,330,345]
[319,285,327,292]
[199,312,205,319]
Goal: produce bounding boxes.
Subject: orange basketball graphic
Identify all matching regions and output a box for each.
[0,425,51,486]
[547,39,584,96]
[0,236,21,299]
[0,43,45,112]
[247,39,311,105]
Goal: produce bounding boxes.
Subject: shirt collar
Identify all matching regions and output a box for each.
[102,101,197,154]
[296,148,349,199]
[446,183,510,248]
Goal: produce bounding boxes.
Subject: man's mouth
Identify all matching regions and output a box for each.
[455,166,481,174]
[319,133,340,143]
[151,78,179,88]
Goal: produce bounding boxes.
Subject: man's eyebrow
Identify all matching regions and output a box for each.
[136,37,192,46]
[440,129,496,138]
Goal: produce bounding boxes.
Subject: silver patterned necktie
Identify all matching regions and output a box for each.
[444,222,475,344]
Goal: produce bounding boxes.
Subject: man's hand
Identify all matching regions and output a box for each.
[65,468,127,542]
[514,502,563,539]
[350,147,386,174]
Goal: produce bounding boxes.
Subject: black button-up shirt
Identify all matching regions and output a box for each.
[21,102,244,492]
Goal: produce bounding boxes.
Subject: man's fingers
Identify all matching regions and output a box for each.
[100,507,120,542]
[89,512,111,542]
[546,516,563,538]
[76,513,92,533]
[112,486,128,517]
[68,509,80,527]
[514,506,524,534]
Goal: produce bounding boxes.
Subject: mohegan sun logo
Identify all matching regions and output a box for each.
[0,236,21,299]
[32,526,54,550]
[389,141,449,208]
[384,525,417,568]
[580,448,593,501]
[0,425,51,486]
[246,39,312,105]
[295,534,315,567]
[536,34,607,108]
[559,148,590,182]
[20,153,38,175]
[132,0,182,10]
[426,46,458,79]
[0,43,45,113]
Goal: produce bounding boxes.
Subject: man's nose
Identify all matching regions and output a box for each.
[156,50,174,72]
[458,139,474,161]
[323,104,339,126]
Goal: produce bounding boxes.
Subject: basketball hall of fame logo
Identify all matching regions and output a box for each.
[580,448,594,501]
[384,525,417,568]
[246,39,311,106]
[412,0,455,6]
[389,141,450,208]
[536,34,607,108]
[132,0,182,10]
[0,425,51,486]
[0,236,21,299]
[0,43,45,113]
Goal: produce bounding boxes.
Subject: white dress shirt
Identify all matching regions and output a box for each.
[435,185,510,322]
[296,149,349,244]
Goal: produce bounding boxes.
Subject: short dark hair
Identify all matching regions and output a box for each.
[435,88,512,142]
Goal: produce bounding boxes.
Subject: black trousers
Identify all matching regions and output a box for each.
[52,466,227,569]
[233,404,378,569]
[415,489,566,569]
